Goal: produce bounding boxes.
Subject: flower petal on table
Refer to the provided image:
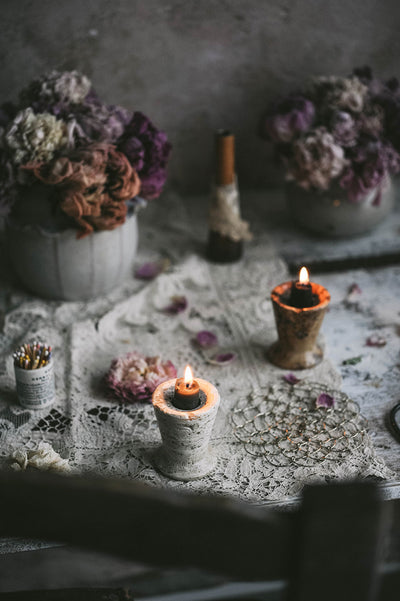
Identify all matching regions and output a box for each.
[135,258,170,280]
[283,373,301,385]
[162,295,188,315]
[316,392,335,409]
[366,334,387,347]
[195,330,218,349]
[207,351,237,366]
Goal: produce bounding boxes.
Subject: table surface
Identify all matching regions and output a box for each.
[0,187,400,560]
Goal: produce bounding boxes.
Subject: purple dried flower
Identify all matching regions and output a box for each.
[283,373,301,385]
[316,393,335,409]
[261,95,315,143]
[162,295,188,315]
[340,140,400,203]
[73,101,132,145]
[105,351,177,403]
[195,330,218,349]
[118,111,172,199]
[366,334,387,348]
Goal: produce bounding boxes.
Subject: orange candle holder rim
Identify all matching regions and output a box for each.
[271,281,331,313]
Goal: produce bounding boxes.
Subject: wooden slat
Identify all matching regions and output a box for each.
[288,482,390,601]
[0,471,293,582]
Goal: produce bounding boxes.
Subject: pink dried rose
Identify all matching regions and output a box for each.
[283,373,301,385]
[24,143,140,238]
[162,295,188,315]
[366,334,387,347]
[195,331,218,349]
[316,392,335,409]
[105,351,177,403]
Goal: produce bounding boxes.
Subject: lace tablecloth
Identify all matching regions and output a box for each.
[0,193,394,504]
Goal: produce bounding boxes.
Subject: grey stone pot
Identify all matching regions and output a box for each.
[6,213,139,301]
[286,176,394,237]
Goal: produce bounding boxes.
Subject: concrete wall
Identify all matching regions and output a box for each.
[1,0,400,193]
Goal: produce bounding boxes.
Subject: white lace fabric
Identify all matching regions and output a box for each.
[0,196,393,504]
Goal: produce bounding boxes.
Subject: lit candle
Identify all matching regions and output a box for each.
[173,365,200,410]
[287,266,316,309]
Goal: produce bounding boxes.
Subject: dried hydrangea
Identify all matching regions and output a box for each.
[287,127,346,190]
[19,70,91,113]
[260,95,315,143]
[105,351,177,403]
[313,76,368,113]
[5,108,68,165]
[72,100,132,145]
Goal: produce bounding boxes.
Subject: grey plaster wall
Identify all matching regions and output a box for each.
[1,0,400,193]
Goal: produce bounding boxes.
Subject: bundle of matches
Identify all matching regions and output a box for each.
[13,341,52,370]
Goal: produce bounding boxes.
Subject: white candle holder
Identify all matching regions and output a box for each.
[152,378,220,481]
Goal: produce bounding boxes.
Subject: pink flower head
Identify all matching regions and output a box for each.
[105,351,177,403]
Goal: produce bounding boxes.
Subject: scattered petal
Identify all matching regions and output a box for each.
[135,258,170,280]
[135,262,161,280]
[342,355,363,366]
[366,334,387,347]
[205,351,237,366]
[316,393,335,409]
[283,373,301,385]
[344,283,362,305]
[195,330,218,349]
[162,295,188,315]
[213,352,237,365]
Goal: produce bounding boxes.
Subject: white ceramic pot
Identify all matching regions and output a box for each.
[7,212,139,301]
[286,175,394,237]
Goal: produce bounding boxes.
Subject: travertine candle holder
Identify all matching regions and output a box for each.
[268,281,330,370]
[152,378,220,481]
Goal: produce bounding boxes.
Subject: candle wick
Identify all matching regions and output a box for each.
[186,383,190,389]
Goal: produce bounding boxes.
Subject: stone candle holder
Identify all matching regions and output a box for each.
[268,281,331,370]
[152,378,220,481]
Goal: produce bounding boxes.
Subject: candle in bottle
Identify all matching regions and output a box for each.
[173,365,200,410]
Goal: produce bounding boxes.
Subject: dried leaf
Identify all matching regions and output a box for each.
[342,355,363,366]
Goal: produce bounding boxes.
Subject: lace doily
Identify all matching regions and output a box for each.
[0,194,394,504]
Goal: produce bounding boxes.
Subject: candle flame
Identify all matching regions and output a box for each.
[299,266,309,284]
[184,364,194,387]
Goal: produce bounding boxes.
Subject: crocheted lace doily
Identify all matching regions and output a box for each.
[0,194,393,503]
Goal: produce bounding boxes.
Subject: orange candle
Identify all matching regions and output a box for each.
[174,365,200,410]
